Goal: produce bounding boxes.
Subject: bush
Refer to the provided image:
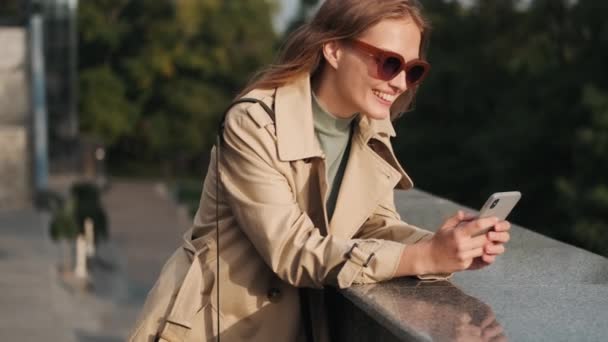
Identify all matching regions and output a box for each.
[49,200,79,241]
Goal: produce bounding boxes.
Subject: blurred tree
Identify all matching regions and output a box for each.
[0,0,22,19]
[79,65,137,145]
[392,0,608,256]
[557,84,608,254]
[78,0,608,256]
[78,0,277,176]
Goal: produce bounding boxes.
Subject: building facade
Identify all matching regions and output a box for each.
[0,0,78,209]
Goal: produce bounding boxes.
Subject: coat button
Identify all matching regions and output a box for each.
[267,287,282,303]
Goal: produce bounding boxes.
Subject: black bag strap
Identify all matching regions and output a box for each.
[216,98,314,342]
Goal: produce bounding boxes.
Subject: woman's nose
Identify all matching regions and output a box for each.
[388,70,408,93]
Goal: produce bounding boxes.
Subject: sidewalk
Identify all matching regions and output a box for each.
[0,209,75,341]
[103,181,189,299]
[0,179,193,341]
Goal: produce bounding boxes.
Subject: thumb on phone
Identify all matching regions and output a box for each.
[461,216,499,237]
[440,210,477,230]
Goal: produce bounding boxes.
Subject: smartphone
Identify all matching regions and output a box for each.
[473,191,521,237]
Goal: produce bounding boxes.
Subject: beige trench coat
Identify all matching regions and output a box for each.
[128,75,441,342]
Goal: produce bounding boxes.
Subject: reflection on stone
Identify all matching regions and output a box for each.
[350,278,507,342]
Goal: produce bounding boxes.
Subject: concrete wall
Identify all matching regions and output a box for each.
[0,27,30,209]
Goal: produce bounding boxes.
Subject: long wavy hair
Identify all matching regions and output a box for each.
[238,0,431,121]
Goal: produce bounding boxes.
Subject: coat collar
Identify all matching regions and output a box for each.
[274,74,397,162]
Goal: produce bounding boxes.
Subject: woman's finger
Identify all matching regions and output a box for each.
[493,220,511,232]
[465,234,490,250]
[461,217,499,237]
[442,210,477,229]
[455,325,482,340]
[484,243,506,255]
[487,231,510,243]
[462,247,485,260]
[482,321,505,340]
[440,211,463,229]
[481,254,496,264]
[461,211,478,221]
[459,313,472,324]
[480,309,496,330]
[490,334,508,342]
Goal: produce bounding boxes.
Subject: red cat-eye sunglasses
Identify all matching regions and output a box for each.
[345,39,430,86]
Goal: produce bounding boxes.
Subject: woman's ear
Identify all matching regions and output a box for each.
[322,41,342,70]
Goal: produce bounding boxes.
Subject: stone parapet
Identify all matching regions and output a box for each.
[332,188,608,341]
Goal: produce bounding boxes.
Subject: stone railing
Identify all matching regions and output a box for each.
[331,188,608,341]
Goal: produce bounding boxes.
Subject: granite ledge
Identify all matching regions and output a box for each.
[335,188,608,342]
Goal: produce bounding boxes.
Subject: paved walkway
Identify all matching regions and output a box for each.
[103,181,189,297]
[0,179,194,341]
[0,209,75,341]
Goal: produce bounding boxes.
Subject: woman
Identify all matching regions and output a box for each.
[129,0,511,341]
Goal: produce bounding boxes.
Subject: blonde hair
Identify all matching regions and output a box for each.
[238,0,431,120]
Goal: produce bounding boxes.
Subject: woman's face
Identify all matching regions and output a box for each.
[331,18,422,120]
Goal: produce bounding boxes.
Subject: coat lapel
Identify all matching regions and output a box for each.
[274,75,323,162]
[271,74,415,239]
[328,124,405,239]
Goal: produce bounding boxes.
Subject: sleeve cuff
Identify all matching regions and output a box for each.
[416,273,453,281]
[336,239,405,288]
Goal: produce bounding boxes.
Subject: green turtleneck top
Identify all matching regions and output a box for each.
[311,91,358,221]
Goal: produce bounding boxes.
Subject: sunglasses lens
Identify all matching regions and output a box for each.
[381,57,402,80]
[406,64,426,85]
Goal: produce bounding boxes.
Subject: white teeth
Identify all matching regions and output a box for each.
[373,90,396,103]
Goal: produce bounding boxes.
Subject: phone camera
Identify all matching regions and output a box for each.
[490,199,500,209]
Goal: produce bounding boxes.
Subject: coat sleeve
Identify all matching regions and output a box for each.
[354,189,453,281]
[355,189,434,243]
[219,106,405,289]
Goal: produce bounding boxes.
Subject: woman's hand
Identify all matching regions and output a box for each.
[426,210,511,274]
[467,218,511,270]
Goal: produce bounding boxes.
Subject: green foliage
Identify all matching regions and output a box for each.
[77,0,608,257]
[0,0,22,19]
[79,66,138,144]
[78,0,277,175]
[556,84,608,252]
[392,0,608,256]
[50,199,79,241]
[48,183,109,243]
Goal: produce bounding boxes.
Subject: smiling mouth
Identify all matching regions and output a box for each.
[372,90,397,104]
